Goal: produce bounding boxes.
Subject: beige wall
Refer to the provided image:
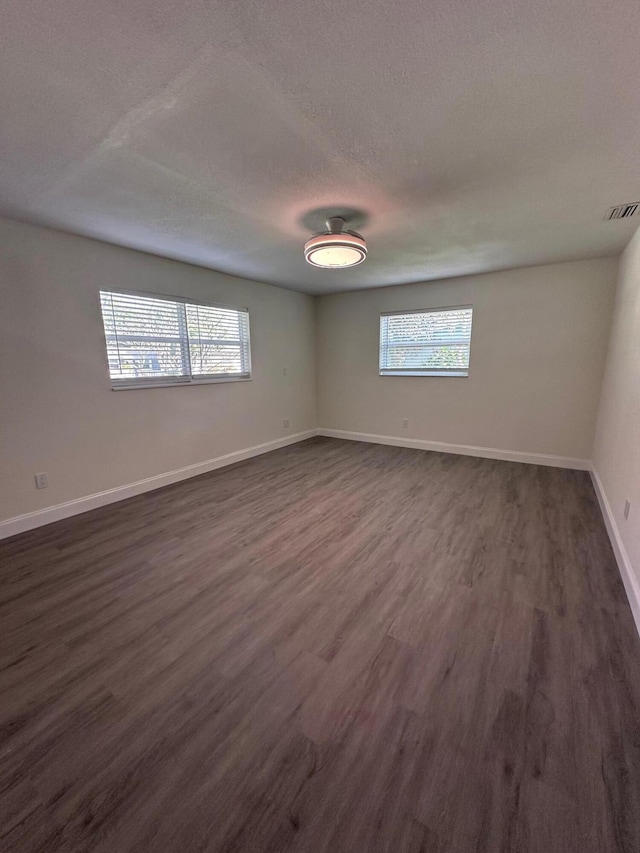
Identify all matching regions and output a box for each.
[0,218,316,522]
[317,259,617,460]
[593,229,640,582]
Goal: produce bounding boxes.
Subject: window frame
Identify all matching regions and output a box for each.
[379,305,473,378]
[99,288,252,391]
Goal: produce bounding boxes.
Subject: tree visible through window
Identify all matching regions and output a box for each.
[379,307,473,377]
[99,290,251,389]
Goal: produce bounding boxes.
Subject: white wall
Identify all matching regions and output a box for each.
[317,259,617,462]
[0,217,316,523]
[593,228,640,588]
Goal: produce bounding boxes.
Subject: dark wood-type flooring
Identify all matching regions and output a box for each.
[2,437,640,852]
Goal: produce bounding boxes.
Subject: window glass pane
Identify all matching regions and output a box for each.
[384,344,469,371]
[185,303,250,377]
[99,291,251,387]
[105,340,187,379]
[189,344,243,375]
[186,304,242,341]
[384,309,471,344]
[380,307,473,376]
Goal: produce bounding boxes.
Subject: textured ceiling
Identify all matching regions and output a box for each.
[1,0,640,294]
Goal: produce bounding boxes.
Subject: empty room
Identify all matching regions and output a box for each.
[1,0,640,851]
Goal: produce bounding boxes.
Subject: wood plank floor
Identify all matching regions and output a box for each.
[2,437,640,852]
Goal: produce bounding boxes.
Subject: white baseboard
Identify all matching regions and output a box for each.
[318,428,590,470]
[590,468,640,638]
[0,430,318,541]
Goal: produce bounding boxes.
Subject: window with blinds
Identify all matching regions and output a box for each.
[379,306,473,377]
[99,290,251,389]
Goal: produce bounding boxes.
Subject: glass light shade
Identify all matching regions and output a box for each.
[304,232,367,268]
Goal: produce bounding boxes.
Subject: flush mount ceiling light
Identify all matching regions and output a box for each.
[304,217,367,268]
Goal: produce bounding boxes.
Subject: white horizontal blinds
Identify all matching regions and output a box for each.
[185,303,251,379]
[379,307,473,376]
[99,291,251,388]
[100,291,191,386]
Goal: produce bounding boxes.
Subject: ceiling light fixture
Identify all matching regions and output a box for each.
[304,217,367,268]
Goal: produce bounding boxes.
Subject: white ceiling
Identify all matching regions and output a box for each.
[1,0,640,294]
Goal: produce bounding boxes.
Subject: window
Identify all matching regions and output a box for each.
[99,290,251,389]
[379,306,473,377]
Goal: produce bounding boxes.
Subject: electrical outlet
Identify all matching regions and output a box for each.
[35,472,48,489]
[283,418,290,429]
[402,418,409,429]
[624,500,631,520]
[282,367,288,376]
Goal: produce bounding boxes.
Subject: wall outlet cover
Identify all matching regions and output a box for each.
[35,472,48,489]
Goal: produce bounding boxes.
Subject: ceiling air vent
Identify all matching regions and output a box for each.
[607,202,640,220]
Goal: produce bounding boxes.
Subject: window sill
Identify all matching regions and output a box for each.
[379,370,469,378]
[111,376,253,391]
